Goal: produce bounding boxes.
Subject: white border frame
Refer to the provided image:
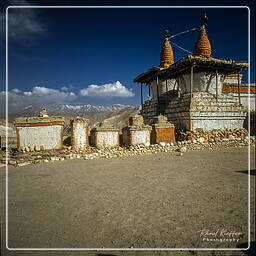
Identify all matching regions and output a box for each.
[5,5,251,251]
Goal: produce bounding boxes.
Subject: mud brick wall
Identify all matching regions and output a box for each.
[131,130,150,146]
[71,119,89,150]
[14,116,65,150]
[91,131,119,148]
[122,129,151,147]
[151,127,175,144]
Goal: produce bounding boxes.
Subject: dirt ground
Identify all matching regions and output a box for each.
[0,147,255,256]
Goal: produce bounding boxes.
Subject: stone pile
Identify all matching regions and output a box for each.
[176,128,249,143]
[1,135,255,167]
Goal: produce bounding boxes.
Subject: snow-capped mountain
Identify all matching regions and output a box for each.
[5,104,137,129]
[58,104,130,113]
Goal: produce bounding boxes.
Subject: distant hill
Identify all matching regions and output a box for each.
[0,104,140,136]
[100,106,140,130]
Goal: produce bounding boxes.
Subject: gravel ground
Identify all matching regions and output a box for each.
[0,147,255,256]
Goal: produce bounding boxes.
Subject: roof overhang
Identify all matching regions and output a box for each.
[134,55,248,84]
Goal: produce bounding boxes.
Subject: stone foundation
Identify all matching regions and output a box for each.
[122,115,151,147]
[141,92,247,132]
[151,115,175,144]
[14,116,65,150]
[70,118,89,150]
[140,98,159,125]
[91,121,119,148]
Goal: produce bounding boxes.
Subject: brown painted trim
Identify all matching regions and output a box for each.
[14,122,65,127]
[16,127,20,149]
[86,127,90,146]
[60,126,64,149]
[227,73,243,77]
[222,84,256,94]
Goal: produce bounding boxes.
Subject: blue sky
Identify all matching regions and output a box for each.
[0,0,255,112]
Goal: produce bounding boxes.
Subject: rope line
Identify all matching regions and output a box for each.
[171,41,193,54]
[169,27,199,39]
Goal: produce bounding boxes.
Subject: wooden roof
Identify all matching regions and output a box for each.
[134,55,248,83]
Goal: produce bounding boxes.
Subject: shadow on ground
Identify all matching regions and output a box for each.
[236,169,256,176]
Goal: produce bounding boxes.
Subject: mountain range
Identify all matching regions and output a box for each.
[1,104,140,137]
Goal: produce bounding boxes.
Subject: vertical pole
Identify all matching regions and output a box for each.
[237,72,241,105]
[140,82,143,106]
[190,66,194,101]
[156,75,159,102]
[189,66,194,132]
[148,83,151,99]
[177,77,180,97]
[216,70,218,102]
[173,79,177,90]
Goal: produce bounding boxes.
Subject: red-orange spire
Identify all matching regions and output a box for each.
[193,15,211,57]
[160,30,174,68]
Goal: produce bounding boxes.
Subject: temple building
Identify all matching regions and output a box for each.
[134,15,254,132]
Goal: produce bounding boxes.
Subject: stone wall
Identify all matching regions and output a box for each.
[14,116,65,150]
[92,131,119,148]
[225,92,256,111]
[91,121,119,148]
[131,130,151,145]
[71,118,89,150]
[140,98,159,124]
[122,115,151,147]
[151,115,175,143]
[140,92,247,132]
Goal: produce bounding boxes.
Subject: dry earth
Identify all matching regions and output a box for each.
[0,147,255,256]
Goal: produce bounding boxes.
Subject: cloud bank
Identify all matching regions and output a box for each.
[80,81,135,98]
[0,86,77,113]
[0,81,135,114]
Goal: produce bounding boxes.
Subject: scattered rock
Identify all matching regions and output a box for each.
[159,142,166,147]
[1,131,255,167]
[197,137,205,144]
[34,145,41,151]
[179,146,187,153]
[17,162,30,167]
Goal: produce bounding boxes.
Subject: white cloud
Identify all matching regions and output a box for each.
[0,86,77,113]
[11,88,22,93]
[23,91,32,96]
[80,81,135,98]
[61,85,74,92]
